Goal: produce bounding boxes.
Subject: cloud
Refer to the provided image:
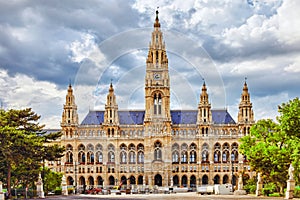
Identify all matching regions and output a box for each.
[0,69,65,128]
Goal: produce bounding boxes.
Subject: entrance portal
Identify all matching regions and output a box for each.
[154,174,162,186]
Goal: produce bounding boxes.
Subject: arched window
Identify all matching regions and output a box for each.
[120,151,127,164]
[66,152,73,163]
[154,141,162,160]
[214,143,221,163]
[129,151,136,163]
[172,151,179,163]
[202,143,209,162]
[138,152,144,163]
[153,93,162,115]
[181,151,188,163]
[190,151,196,163]
[108,152,115,163]
[96,151,103,163]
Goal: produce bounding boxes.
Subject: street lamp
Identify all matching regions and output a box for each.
[231,153,234,192]
[74,161,79,194]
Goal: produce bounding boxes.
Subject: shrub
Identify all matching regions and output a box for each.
[244,177,257,194]
[54,188,62,195]
[294,186,300,198]
[262,183,276,196]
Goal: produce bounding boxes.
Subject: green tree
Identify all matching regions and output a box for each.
[240,98,300,194]
[43,167,63,195]
[0,108,64,198]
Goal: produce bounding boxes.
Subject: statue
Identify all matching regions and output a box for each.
[288,164,294,180]
[238,173,243,190]
[286,164,296,199]
[256,173,262,196]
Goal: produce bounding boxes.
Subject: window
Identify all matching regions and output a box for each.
[120,151,127,164]
[172,151,179,163]
[129,152,136,163]
[138,152,144,163]
[108,152,115,163]
[190,151,196,163]
[181,151,187,163]
[154,141,162,160]
[153,93,162,115]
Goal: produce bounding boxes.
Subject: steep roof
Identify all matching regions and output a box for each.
[212,109,236,124]
[80,109,235,125]
[81,111,104,125]
[119,111,144,125]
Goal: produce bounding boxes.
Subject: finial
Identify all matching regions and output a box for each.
[244,76,247,83]
[202,78,206,86]
[154,7,160,28]
[109,79,114,92]
[69,78,72,87]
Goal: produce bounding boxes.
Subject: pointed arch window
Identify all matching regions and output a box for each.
[154,93,162,115]
[154,141,162,161]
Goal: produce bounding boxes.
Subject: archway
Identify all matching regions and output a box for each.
[97,176,103,187]
[173,175,179,186]
[129,175,136,185]
[202,175,208,185]
[67,176,74,186]
[121,175,127,185]
[181,175,187,187]
[138,175,143,185]
[88,176,94,189]
[154,174,162,186]
[190,175,196,188]
[223,175,229,184]
[109,176,115,186]
[214,175,220,184]
[79,176,85,186]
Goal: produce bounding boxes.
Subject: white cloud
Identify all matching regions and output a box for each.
[0,69,65,128]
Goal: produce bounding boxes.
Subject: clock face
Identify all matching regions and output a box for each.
[153,73,161,80]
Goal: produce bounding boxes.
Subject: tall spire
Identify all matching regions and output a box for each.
[154,8,160,28]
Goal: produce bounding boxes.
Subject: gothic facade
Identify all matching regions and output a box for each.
[49,11,255,190]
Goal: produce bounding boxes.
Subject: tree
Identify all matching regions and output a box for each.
[240,98,300,194]
[43,167,63,195]
[0,108,64,198]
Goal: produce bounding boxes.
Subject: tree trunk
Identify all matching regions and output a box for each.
[7,163,11,199]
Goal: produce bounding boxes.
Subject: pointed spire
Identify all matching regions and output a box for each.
[202,80,207,92]
[109,79,114,92]
[154,8,160,28]
[243,77,249,94]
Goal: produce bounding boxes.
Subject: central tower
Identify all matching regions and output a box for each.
[144,10,171,122]
[144,10,172,187]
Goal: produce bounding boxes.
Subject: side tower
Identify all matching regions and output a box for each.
[237,80,254,135]
[61,83,79,138]
[197,82,212,136]
[103,83,119,137]
[144,10,172,187]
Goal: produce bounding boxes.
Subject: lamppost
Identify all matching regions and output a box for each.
[74,161,78,194]
[231,153,234,192]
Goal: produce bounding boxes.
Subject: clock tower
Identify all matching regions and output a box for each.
[144,10,172,187]
[144,10,171,122]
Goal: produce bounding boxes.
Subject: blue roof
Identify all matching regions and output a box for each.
[80,109,235,125]
[212,109,236,124]
[119,111,145,125]
[171,110,198,124]
[81,111,104,125]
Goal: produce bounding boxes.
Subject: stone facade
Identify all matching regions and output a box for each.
[48,11,255,191]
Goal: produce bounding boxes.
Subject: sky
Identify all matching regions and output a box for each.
[0,0,299,128]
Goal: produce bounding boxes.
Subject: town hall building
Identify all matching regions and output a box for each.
[49,11,255,191]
